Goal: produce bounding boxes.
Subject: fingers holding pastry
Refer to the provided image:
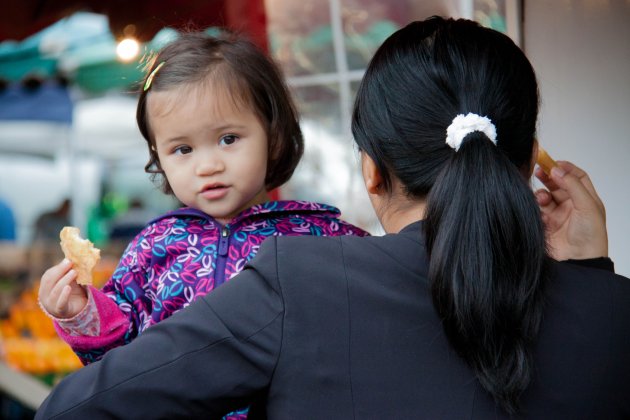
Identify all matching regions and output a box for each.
[59,227,101,286]
[39,258,86,319]
[537,161,605,218]
[534,156,608,260]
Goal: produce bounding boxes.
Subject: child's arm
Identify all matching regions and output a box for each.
[39,260,131,364]
[52,286,131,364]
[39,231,154,364]
[35,238,285,419]
[72,233,158,363]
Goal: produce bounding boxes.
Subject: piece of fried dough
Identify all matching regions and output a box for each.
[537,146,557,176]
[59,226,100,285]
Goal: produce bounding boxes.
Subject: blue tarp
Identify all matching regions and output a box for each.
[0,83,72,123]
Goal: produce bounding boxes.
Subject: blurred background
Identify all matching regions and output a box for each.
[0,0,628,418]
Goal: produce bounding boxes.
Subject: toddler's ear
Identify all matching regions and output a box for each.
[272,132,288,160]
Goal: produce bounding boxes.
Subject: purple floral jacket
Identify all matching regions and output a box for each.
[56,201,367,365]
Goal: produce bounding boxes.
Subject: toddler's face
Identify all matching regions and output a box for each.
[148,84,270,224]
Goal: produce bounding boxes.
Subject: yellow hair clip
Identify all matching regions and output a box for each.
[143,61,165,92]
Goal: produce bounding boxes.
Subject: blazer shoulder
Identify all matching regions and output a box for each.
[272,233,385,261]
[552,259,629,287]
[273,234,346,266]
[244,235,350,294]
[550,259,630,325]
[271,233,425,276]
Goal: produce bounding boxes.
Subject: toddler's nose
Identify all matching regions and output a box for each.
[195,152,224,176]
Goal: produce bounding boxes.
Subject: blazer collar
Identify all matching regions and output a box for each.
[398,219,424,235]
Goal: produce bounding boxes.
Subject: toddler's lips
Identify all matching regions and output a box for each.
[200,185,229,200]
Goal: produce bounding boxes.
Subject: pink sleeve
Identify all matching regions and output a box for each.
[54,289,101,336]
[54,286,130,352]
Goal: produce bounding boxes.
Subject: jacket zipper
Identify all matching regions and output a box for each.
[214,225,230,287]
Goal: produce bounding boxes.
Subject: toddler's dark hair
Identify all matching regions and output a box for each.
[136,31,303,194]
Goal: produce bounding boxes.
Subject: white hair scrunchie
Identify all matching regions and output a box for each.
[445,113,497,151]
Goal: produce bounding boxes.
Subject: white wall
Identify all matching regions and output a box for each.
[524,0,630,276]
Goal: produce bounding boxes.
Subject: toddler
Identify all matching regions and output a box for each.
[39,31,367,419]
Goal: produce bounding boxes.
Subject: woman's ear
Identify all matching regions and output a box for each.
[361,152,384,195]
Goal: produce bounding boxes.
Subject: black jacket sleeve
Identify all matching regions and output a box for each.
[36,238,284,419]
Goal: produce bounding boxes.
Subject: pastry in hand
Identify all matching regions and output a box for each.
[59,227,101,285]
[537,146,557,176]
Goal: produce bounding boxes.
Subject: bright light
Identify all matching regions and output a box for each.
[116,38,140,61]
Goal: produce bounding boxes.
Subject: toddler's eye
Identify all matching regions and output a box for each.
[219,135,238,146]
[174,145,192,155]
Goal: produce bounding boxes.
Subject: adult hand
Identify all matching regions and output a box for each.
[39,259,88,319]
[534,161,607,261]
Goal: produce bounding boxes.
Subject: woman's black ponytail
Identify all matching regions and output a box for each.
[424,132,548,415]
[352,17,550,415]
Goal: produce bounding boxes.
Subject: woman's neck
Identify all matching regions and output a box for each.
[377,195,426,234]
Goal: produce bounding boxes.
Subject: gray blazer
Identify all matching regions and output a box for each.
[36,221,630,419]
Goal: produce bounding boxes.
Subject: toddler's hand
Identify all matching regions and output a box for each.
[39,259,88,319]
[534,161,607,261]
